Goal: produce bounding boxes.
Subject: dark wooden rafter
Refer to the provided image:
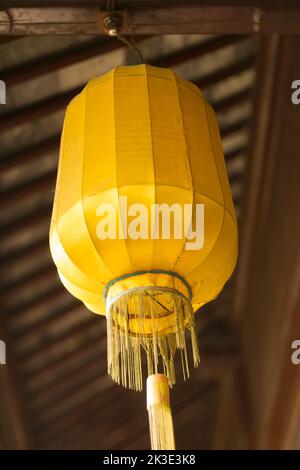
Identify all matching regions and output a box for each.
[232,34,281,324]
[195,56,255,90]
[2,264,55,294]
[22,329,103,382]
[12,298,83,340]
[5,284,67,320]
[0,34,251,134]
[21,331,103,384]
[0,322,32,448]
[0,235,49,266]
[17,315,100,364]
[37,387,120,447]
[0,34,251,177]
[0,86,78,133]
[232,34,300,448]
[1,203,51,239]
[0,34,243,87]
[35,354,236,448]
[24,341,105,397]
[66,382,217,450]
[0,35,22,44]
[270,298,300,449]
[84,380,220,450]
[0,36,150,87]
[0,3,300,35]
[265,37,300,449]
[31,357,229,434]
[231,33,282,448]
[212,372,236,449]
[28,359,108,415]
[0,135,59,172]
[0,80,247,137]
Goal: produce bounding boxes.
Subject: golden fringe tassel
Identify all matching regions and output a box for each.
[106,286,200,391]
[147,374,175,450]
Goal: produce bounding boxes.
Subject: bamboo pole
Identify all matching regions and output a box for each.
[146,374,175,450]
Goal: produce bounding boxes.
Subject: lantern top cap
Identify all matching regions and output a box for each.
[70,64,202,108]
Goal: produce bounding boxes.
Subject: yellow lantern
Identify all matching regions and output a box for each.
[50,64,237,394]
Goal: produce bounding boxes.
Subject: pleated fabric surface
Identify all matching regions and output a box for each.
[50,64,238,316]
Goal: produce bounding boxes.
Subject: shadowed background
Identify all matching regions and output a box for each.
[0,0,300,450]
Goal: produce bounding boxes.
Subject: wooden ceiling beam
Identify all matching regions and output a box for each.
[0,36,149,87]
[0,35,239,88]
[80,382,217,450]
[0,86,79,133]
[28,357,107,416]
[0,35,22,44]
[2,263,55,294]
[0,235,49,268]
[22,329,103,382]
[38,384,141,449]
[28,343,238,417]
[221,119,249,139]
[0,135,59,172]
[231,34,281,448]
[212,372,236,449]
[38,383,139,448]
[0,321,32,448]
[1,203,51,239]
[32,374,112,432]
[213,86,253,113]
[72,386,208,449]
[195,55,254,90]
[152,35,248,68]
[270,299,300,449]
[5,284,67,320]
[38,353,232,431]
[25,339,104,398]
[232,35,281,324]
[40,360,235,446]
[12,298,81,340]
[232,34,300,448]
[0,52,253,135]
[37,386,123,448]
[15,314,99,364]
[0,366,30,449]
[0,170,56,211]
[1,4,300,35]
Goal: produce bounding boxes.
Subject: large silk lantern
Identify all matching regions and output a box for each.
[50,64,237,437]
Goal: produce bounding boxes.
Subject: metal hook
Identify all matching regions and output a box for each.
[103,14,144,64]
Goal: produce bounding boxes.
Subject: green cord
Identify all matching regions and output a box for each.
[103,269,192,302]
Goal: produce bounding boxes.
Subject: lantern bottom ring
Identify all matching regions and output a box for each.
[103,269,193,302]
[106,283,200,391]
[106,284,190,316]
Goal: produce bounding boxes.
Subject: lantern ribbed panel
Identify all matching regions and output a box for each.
[50,64,238,316]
